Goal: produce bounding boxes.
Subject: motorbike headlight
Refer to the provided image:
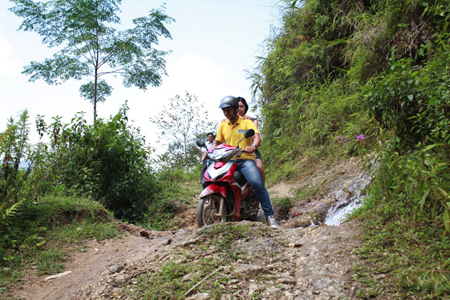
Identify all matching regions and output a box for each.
[207,163,229,181]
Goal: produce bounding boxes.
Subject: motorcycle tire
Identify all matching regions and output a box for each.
[197,194,232,227]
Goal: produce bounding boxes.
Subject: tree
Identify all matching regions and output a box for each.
[150,92,217,168]
[161,139,203,169]
[9,0,175,122]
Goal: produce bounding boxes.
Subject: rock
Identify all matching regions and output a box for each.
[233,264,264,277]
[114,274,130,285]
[171,254,188,264]
[280,291,296,300]
[111,288,124,298]
[139,230,152,238]
[187,292,211,300]
[276,277,297,285]
[100,269,110,276]
[107,264,124,273]
[248,283,260,295]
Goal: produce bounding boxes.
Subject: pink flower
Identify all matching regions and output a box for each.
[356,134,365,141]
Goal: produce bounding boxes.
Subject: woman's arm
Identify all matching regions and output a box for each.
[253,119,259,130]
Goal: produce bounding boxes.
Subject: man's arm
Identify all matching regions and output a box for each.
[245,133,261,153]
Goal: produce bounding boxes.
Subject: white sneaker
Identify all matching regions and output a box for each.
[266,215,278,228]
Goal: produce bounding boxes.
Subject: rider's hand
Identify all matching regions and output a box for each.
[242,115,251,120]
[245,145,256,153]
[200,152,207,161]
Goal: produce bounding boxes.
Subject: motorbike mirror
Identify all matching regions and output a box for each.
[196,139,206,148]
[237,129,256,149]
[244,129,255,139]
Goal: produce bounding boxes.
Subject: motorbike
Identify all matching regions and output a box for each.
[196,129,260,227]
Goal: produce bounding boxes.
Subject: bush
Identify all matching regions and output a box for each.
[31,103,159,221]
[364,43,450,149]
[0,111,32,232]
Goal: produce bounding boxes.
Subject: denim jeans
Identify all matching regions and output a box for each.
[233,159,274,216]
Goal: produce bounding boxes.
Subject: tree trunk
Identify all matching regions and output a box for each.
[94,72,98,123]
[183,135,188,168]
[93,1,99,124]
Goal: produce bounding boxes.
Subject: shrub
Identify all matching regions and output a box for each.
[33,103,159,221]
[364,43,450,149]
[0,111,32,232]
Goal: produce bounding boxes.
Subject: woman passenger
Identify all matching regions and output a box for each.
[236,97,266,185]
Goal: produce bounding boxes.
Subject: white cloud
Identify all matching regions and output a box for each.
[171,53,224,89]
[0,34,21,76]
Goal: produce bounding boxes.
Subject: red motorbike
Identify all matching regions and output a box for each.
[196,129,260,227]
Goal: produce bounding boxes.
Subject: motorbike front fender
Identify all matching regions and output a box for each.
[199,184,228,199]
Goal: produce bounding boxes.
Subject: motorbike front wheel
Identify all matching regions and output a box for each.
[197,194,232,227]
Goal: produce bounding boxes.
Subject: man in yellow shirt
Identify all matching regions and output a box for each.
[211,96,277,228]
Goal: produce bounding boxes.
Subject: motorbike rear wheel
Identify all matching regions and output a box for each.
[197,194,232,227]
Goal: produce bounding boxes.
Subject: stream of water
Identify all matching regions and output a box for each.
[324,169,373,226]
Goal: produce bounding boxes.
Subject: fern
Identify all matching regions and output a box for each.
[0,200,22,223]
[0,200,23,234]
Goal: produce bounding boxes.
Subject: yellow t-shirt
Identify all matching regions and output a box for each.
[215,115,259,160]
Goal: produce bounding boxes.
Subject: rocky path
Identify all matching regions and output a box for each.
[11,157,366,299]
[13,222,363,300]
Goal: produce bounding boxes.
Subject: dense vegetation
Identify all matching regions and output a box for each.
[0,103,200,295]
[251,0,450,298]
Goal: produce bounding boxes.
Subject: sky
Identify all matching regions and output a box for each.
[0,0,281,148]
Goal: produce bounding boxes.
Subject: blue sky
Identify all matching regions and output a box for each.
[0,0,281,145]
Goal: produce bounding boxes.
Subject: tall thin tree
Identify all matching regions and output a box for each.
[9,0,175,122]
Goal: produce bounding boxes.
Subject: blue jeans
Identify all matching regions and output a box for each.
[233,159,274,216]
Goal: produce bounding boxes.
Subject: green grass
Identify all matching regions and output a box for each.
[139,173,201,231]
[350,187,450,299]
[272,196,295,209]
[0,195,122,295]
[133,257,225,300]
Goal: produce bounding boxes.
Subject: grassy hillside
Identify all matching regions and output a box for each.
[253,0,450,298]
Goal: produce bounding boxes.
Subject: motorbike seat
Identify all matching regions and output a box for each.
[234,171,247,186]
